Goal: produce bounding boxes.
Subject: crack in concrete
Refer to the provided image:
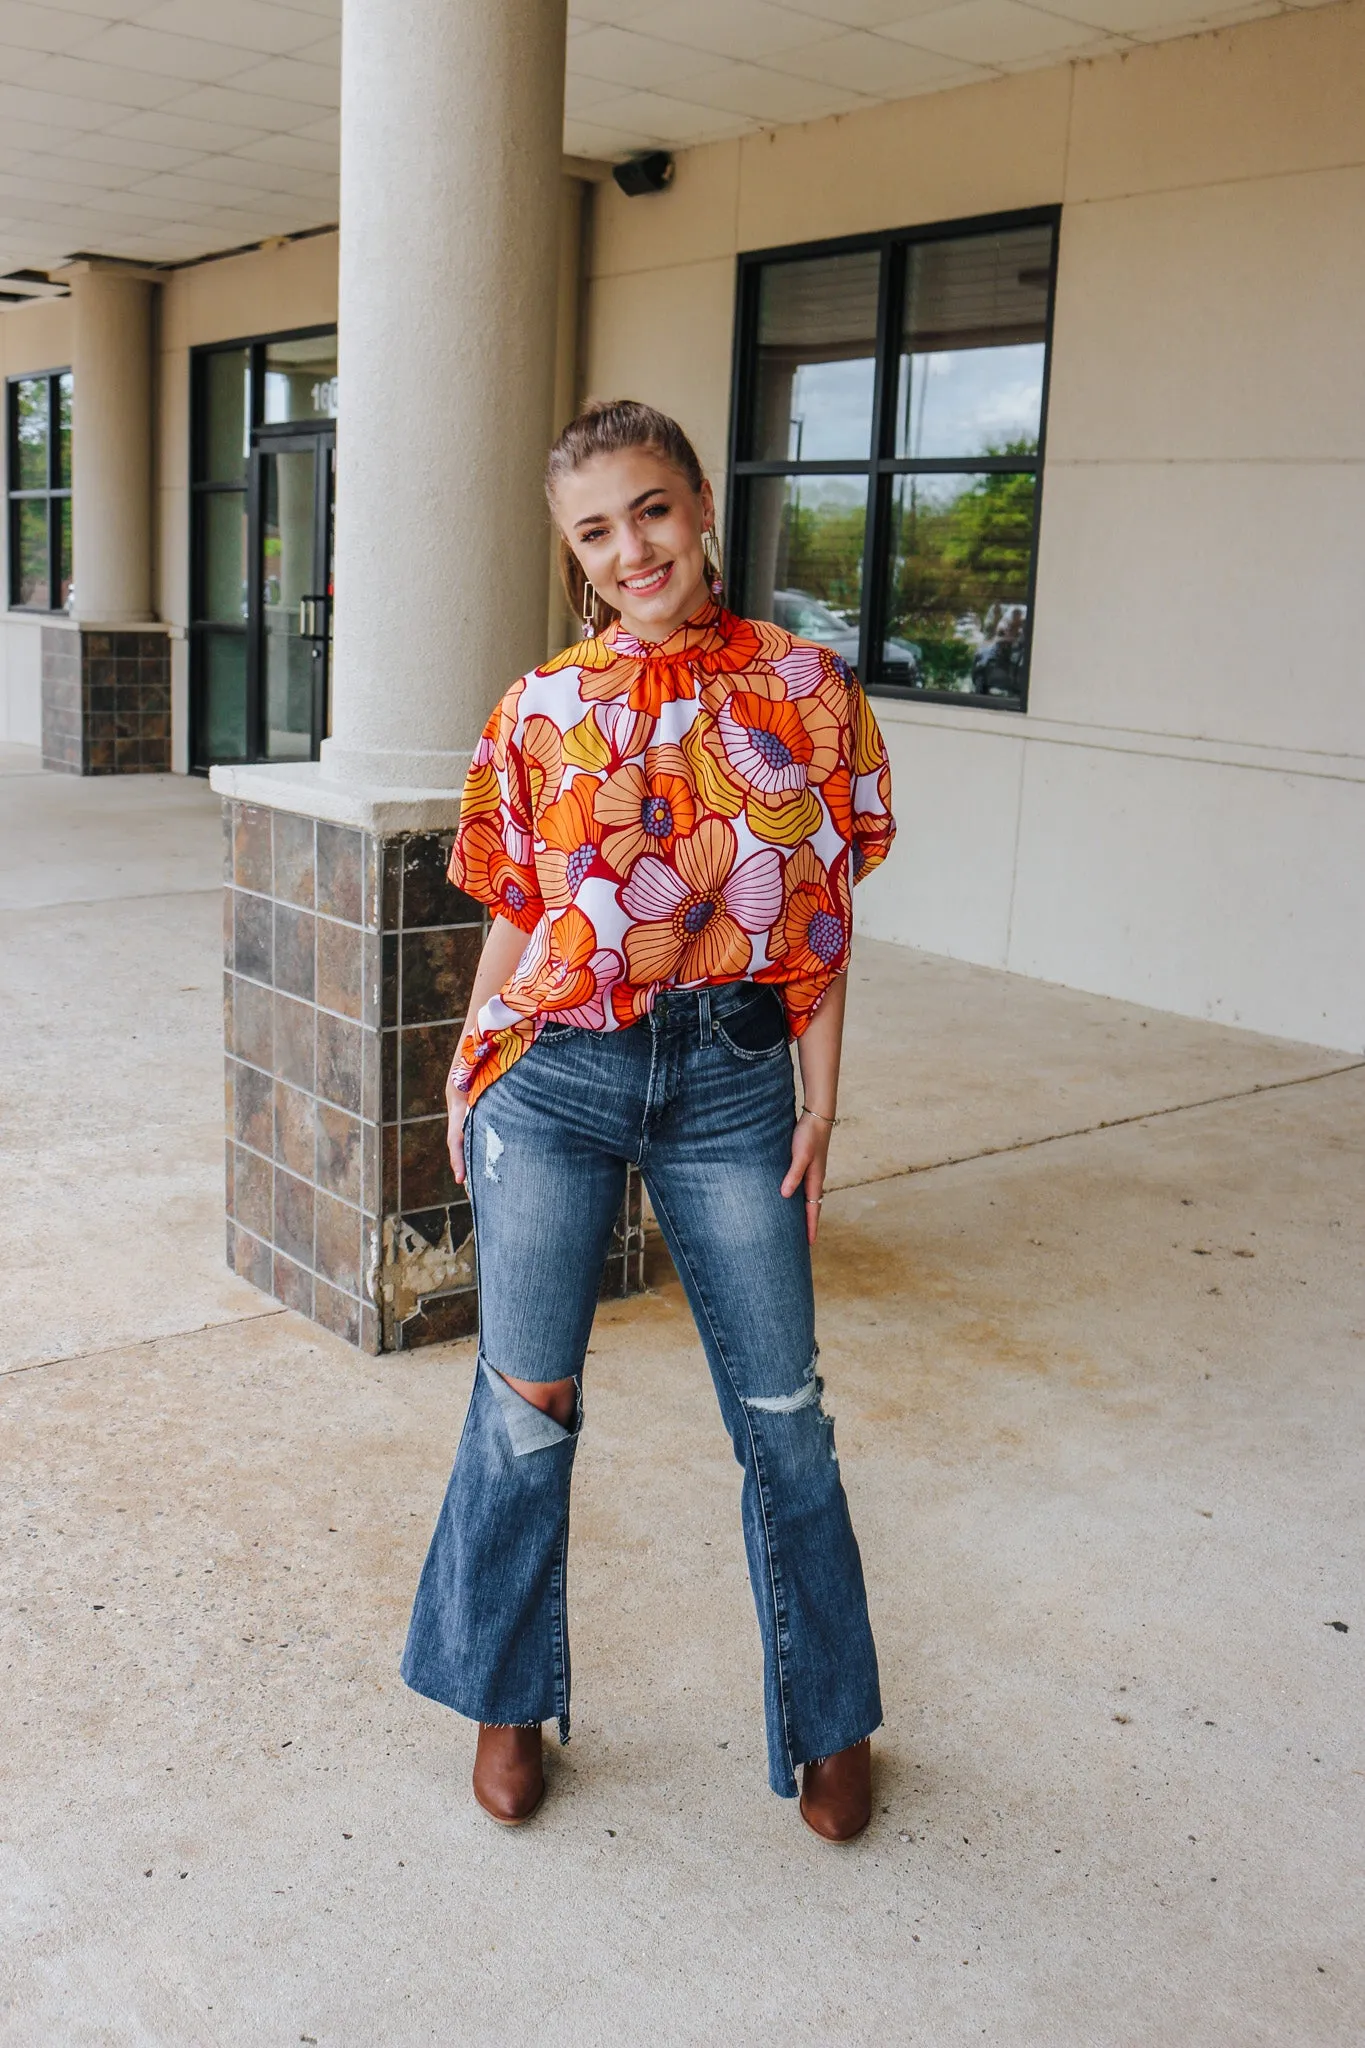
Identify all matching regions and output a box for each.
[0,1307,289,1382]
[828,1059,1365,1198]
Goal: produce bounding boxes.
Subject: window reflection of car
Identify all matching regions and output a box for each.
[770,590,921,680]
[971,603,1028,696]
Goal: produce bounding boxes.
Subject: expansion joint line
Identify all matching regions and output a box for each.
[829,1059,1365,1198]
[1,1307,289,1381]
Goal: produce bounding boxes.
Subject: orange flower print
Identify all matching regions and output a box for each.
[579,647,697,721]
[562,699,655,775]
[451,1015,534,1096]
[536,774,609,909]
[521,712,564,812]
[449,812,541,932]
[620,817,782,986]
[757,845,853,1030]
[707,689,840,848]
[821,763,854,842]
[594,742,697,876]
[502,906,622,1029]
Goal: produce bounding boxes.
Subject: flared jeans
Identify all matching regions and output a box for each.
[400,978,881,1797]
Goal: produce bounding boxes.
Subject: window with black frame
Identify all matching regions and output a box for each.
[7,370,72,612]
[728,211,1057,709]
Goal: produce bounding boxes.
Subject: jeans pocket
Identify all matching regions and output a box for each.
[714,987,790,1062]
[536,1020,577,1044]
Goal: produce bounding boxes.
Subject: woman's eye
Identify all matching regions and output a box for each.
[642,503,668,519]
[580,527,607,543]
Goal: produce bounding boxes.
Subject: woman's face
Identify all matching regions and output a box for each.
[553,446,716,642]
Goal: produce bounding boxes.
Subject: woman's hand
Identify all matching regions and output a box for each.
[447,1082,469,1184]
[782,1111,832,1245]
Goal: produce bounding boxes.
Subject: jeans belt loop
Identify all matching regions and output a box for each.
[698,987,713,1047]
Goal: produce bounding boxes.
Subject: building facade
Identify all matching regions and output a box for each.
[2,0,1362,1343]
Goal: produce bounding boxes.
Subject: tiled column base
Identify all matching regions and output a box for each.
[41,626,171,774]
[222,798,646,1355]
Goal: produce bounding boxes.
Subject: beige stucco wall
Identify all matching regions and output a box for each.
[583,0,1365,1051]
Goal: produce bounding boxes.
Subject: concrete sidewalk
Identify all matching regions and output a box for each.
[2,751,1361,2046]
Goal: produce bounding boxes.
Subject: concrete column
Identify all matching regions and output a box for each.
[66,264,155,625]
[322,0,568,790]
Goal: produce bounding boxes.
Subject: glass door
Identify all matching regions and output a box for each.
[252,431,333,760]
[190,328,337,769]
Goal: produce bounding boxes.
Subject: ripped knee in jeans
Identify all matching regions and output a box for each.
[741,1347,838,1461]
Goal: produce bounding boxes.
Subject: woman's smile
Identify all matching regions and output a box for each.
[618,561,673,595]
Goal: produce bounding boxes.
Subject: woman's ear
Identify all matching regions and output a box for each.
[700,477,716,529]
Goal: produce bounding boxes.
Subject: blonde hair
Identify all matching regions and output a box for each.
[546,398,706,634]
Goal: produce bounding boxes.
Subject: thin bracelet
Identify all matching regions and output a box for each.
[801,1106,840,1126]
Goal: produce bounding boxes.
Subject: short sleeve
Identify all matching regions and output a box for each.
[447,681,545,931]
[844,673,896,883]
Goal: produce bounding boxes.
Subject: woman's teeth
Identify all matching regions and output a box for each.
[620,564,672,592]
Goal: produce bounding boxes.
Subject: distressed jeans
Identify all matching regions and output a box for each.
[400,978,882,1797]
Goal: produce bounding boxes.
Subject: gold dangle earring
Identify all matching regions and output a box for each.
[581,579,600,639]
[702,529,725,604]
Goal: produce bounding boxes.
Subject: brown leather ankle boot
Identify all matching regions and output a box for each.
[472,1723,545,1825]
[799,1737,872,1842]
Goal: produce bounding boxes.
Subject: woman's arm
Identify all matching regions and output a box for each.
[780,963,849,1245]
[446,914,533,1183]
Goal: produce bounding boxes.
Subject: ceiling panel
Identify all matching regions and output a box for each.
[0,0,1317,286]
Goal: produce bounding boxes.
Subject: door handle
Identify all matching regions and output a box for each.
[299,595,329,638]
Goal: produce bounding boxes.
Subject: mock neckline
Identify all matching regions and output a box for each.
[606,594,729,657]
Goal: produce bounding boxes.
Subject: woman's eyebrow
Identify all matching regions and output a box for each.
[573,488,666,532]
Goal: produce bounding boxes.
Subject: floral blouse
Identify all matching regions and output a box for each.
[448,598,896,1107]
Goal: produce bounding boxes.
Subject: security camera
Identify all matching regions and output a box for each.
[612,152,675,197]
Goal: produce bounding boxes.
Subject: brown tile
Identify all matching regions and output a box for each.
[274,1168,314,1269]
[360,931,383,1030]
[316,1010,364,1116]
[85,634,111,659]
[224,1141,235,1214]
[316,821,362,925]
[233,1143,273,1240]
[222,804,235,883]
[401,832,462,929]
[273,903,315,1002]
[315,1280,361,1346]
[274,1080,316,1180]
[273,1252,314,1317]
[379,838,402,933]
[273,810,315,909]
[316,916,362,1019]
[382,1123,399,1216]
[233,1227,272,1294]
[397,1290,479,1349]
[225,1216,235,1269]
[115,736,140,769]
[400,925,481,1026]
[370,1027,397,1123]
[234,890,273,985]
[379,934,398,1027]
[400,1114,459,1211]
[233,1062,274,1154]
[274,993,316,1093]
[225,1054,237,1128]
[400,1022,460,1121]
[233,802,273,894]
[362,832,383,933]
[315,1190,362,1292]
[316,1102,361,1206]
[359,1303,381,1355]
[360,1120,385,1217]
[230,973,274,1072]
[222,885,235,969]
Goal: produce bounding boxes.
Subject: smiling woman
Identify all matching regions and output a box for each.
[399,398,896,1846]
